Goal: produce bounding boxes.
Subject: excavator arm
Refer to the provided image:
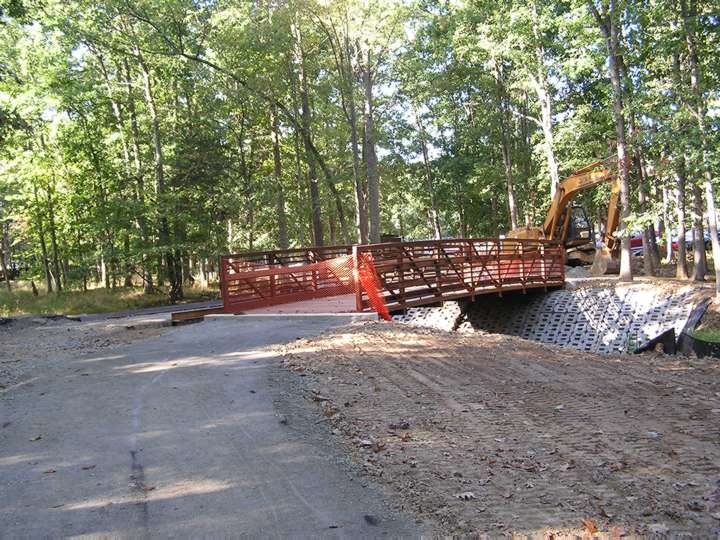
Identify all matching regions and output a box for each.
[507,155,624,273]
[543,155,620,246]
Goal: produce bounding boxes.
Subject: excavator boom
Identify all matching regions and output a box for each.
[508,155,623,270]
[543,156,619,246]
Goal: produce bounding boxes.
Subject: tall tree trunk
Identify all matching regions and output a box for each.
[33,185,52,293]
[270,107,289,249]
[588,0,632,281]
[347,53,368,243]
[661,186,673,264]
[291,22,324,247]
[0,211,10,291]
[123,58,153,293]
[494,64,519,230]
[46,183,62,293]
[681,0,720,295]
[0,241,9,292]
[692,183,707,280]
[135,46,181,301]
[415,109,442,239]
[675,160,689,279]
[361,56,381,244]
[637,166,656,276]
[529,5,561,198]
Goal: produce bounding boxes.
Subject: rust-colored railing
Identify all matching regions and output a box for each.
[220,238,565,314]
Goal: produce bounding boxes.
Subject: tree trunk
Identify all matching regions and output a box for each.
[0,212,10,292]
[675,161,689,279]
[494,63,519,230]
[347,61,368,244]
[588,0,632,281]
[0,245,9,292]
[291,22,324,247]
[136,46,182,301]
[661,186,673,264]
[361,57,381,244]
[692,183,707,280]
[681,0,720,295]
[123,58,153,293]
[530,18,560,198]
[637,168,655,276]
[415,109,442,239]
[46,183,63,293]
[270,107,289,249]
[33,185,52,293]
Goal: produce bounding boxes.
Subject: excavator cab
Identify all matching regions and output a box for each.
[567,205,596,245]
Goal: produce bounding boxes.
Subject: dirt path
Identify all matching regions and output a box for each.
[282,322,720,537]
[1,316,421,537]
[0,316,167,390]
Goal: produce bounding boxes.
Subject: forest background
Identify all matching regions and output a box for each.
[0,0,718,304]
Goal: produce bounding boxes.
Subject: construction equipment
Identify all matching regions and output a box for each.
[508,156,621,272]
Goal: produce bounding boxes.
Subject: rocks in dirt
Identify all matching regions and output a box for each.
[282,323,720,536]
[0,317,167,390]
[565,265,590,279]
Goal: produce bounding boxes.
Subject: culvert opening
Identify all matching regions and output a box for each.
[392,284,709,356]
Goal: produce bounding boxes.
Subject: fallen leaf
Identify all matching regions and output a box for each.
[142,485,155,492]
[582,518,598,534]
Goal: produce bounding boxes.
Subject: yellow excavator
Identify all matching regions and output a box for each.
[508,156,621,274]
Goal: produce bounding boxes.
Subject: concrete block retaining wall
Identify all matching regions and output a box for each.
[393,285,706,355]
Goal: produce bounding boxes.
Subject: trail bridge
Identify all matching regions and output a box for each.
[215,238,565,318]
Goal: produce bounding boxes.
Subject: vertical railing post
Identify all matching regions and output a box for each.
[352,245,363,312]
[519,240,526,292]
[309,250,318,291]
[496,239,502,292]
[435,240,442,300]
[220,255,229,312]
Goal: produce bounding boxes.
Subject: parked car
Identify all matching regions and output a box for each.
[630,229,717,254]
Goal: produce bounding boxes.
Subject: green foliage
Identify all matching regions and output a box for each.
[0,0,718,306]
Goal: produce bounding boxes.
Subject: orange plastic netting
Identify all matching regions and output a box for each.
[222,252,391,320]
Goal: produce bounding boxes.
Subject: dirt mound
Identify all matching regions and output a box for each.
[281,322,720,537]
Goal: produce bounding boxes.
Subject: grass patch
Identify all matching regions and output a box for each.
[691,327,720,343]
[0,281,219,317]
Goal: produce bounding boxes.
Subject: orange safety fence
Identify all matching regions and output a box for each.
[221,251,391,319]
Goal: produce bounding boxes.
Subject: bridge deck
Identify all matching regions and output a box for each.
[220,238,565,315]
